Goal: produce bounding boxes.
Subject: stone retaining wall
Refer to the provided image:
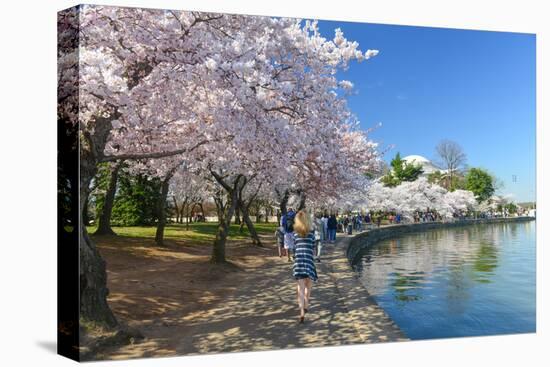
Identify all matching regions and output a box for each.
[346,216,535,264]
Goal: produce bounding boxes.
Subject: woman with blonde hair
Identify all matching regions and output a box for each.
[292,210,318,323]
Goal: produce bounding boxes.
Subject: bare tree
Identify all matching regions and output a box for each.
[492,174,505,193]
[435,139,467,190]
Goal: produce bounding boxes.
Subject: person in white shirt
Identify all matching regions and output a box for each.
[321,214,328,243]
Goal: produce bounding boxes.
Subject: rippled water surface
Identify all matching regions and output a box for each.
[352,221,536,339]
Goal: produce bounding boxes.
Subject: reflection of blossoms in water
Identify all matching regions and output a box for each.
[352,223,527,304]
[353,217,535,340]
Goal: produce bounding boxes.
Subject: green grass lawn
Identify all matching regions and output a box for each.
[87,222,278,244]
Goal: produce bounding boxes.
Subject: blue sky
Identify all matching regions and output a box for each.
[317,21,536,202]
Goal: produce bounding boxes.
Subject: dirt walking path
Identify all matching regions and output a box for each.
[93,231,406,360]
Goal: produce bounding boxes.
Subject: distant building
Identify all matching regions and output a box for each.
[401,155,447,177]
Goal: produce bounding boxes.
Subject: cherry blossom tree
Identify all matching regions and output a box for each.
[191,19,381,261]
[366,182,398,213]
[60,5,234,328]
[59,5,382,330]
[445,189,477,214]
[366,178,478,220]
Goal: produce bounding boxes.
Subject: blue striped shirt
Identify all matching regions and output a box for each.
[292,231,318,281]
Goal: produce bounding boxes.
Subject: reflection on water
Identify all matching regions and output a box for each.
[352,221,536,339]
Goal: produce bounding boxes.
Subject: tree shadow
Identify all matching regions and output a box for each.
[88,231,407,361]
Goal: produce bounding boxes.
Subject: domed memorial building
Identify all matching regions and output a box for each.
[401,155,446,177]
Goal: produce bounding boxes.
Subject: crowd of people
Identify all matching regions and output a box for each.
[412,210,440,223]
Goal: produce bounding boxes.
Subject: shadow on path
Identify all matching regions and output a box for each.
[98,232,407,360]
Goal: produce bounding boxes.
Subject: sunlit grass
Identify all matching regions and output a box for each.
[87,222,278,244]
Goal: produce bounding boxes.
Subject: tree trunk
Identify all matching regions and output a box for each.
[210,174,245,263]
[265,206,270,223]
[278,189,289,217]
[236,203,245,233]
[190,202,200,223]
[298,190,307,211]
[241,204,262,246]
[211,190,239,263]
[235,179,263,246]
[172,196,181,224]
[82,195,90,226]
[198,202,205,221]
[185,202,190,230]
[179,205,187,224]
[76,106,122,330]
[239,220,245,233]
[79,156,118,328]
[155,174,172,246]
[95,161,122,235]
[234,206,241,225]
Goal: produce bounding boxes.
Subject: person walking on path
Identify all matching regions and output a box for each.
[282,207,296,262]
[343,216,350,234]
[275,226,285,258]
[314,214,323,262]
[321,214,328,242]
[313,225,322,262]
[292,210,318,323]
[327,214,337,243]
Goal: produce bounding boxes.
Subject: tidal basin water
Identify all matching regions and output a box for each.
[352,221,536,339]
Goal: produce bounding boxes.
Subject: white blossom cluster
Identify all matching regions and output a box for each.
[365,178,478,220]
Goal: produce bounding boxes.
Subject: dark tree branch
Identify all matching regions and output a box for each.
[101,138,213,162]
